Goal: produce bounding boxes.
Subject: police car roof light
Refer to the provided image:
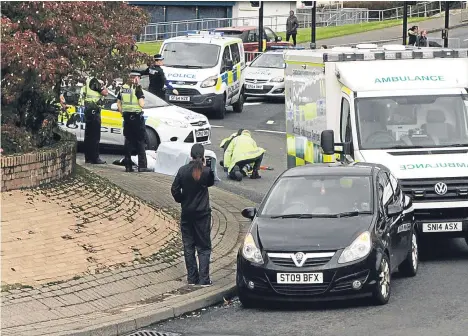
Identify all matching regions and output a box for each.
[270,45,305,50]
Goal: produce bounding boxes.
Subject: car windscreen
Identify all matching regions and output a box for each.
[355,94,468,150]
[259,175,373,217]
[162,42,220,68]
[250,53,284,69]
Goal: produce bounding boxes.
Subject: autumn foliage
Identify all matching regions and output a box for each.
[1,1,150,152]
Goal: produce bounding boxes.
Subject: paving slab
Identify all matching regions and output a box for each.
[1,164,253,335]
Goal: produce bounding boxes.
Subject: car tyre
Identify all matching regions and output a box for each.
[371,253,391,305]
[237,287,257,309]
[213,94,226,119]
[145,128,160,151]
[232,92,245,113]
[399,231,419,277]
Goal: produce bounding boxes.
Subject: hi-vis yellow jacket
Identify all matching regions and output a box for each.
[223,130,266,173]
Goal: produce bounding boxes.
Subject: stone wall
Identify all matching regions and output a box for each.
[1,133,76,191]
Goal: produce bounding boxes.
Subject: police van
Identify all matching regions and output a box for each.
[59,84,211,150]
[283,45,468,250]
[160,31,246,119]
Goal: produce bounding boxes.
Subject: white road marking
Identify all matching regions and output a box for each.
[244,102,263,106]
[254,129,286,134]
[210,125,224,128]
[266,120,275,124]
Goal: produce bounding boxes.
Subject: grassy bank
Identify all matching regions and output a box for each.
[136,17,427,55]
[277,17,428,44]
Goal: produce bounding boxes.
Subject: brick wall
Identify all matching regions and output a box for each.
[1,134,77,191]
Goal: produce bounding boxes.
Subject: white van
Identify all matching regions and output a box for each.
[160,31,246,119]
[284,45,468,249]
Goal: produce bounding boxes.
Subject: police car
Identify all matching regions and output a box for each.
[160,31,245,119]
[244,49,287,98]
[58,85,211,150]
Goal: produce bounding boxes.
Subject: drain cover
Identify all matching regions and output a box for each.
[125,331,182,336]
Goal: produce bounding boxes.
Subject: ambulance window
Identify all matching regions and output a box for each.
[340,98,352,142]
[230,44,241,64]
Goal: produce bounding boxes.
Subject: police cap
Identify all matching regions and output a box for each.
[129,70,141,77]
[154,54,164,60]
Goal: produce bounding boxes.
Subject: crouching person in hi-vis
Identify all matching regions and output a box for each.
[223,130,265,181]
[117,72,151,173]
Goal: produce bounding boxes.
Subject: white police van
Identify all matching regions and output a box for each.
[160,31,246,119]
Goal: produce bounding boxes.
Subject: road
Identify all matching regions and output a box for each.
[87,98,468,336]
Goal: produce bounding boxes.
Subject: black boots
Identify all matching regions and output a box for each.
[250,170,261,179]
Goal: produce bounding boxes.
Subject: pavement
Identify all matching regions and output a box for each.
[0,164,253,335]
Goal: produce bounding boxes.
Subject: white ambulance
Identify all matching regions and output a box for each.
[160,31,246,119]
[284,45,468,249]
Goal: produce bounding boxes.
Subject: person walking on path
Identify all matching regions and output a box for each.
[286,10,299,46]
[171,144,215,287]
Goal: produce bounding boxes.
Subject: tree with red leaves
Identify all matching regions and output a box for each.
[1,1,150,152]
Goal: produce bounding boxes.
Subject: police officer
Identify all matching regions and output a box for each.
[223,130,266,181]
[80,77,108,164]
[117,72,152,173]
[140,54,178,100]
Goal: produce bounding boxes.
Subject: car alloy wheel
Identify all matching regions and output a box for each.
[379,258,390,299]
[399,232,419,277]
[411,233,418,270]
[372,254,391,305]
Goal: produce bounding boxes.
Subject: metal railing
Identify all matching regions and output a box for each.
[461,1,468,22]
[138,1,445,43]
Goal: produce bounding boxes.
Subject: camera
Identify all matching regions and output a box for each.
[205,156,212,168]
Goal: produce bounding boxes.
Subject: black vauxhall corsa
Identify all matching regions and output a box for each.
[236,162,418,307]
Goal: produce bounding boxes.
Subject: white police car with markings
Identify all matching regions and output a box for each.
[59,85,211,149]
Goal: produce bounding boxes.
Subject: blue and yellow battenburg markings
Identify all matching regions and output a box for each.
[215,62,242,91]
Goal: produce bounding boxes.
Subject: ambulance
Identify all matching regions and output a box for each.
[283,45,468,249]
[159,31,246,119]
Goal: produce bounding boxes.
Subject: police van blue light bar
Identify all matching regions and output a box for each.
[186,30,224,37]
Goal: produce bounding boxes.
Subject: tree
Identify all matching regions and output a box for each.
[1,1,150,152]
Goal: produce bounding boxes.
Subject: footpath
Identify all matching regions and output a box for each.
[1,162,253,336]
[307,12,467,47]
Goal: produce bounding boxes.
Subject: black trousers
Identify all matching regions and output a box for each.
[180,214,212,284]
[229,153,264,179]
[286,32,297,46]
[123,112,147,168]
[83,106,101,162]
[149,87,165,100]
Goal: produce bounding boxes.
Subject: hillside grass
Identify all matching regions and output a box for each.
[135,17,428,55]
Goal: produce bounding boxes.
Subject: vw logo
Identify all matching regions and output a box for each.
[434,182,448,195]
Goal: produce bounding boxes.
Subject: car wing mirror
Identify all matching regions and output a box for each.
[111,103,118,111]
[387,204,403,217]
[241,207,257,220]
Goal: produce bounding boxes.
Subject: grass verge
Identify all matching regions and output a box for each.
[135,17,428,55]
[277,17,428,44]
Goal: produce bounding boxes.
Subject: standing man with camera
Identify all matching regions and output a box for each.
[79,77,108,164]
[140,54,178,100]
[117,72,152,173]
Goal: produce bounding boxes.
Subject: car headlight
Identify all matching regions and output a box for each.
[242,233,264,265]
[160,118,189,128]
[200,75,218,88]
[338,231,371,264]
[270,77,284,83]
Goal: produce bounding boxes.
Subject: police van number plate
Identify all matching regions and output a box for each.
[169,95,190,101]
[246,84,263,90]
[422,222,462,232]
[277,273,323,284]
[196,130,210,137]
